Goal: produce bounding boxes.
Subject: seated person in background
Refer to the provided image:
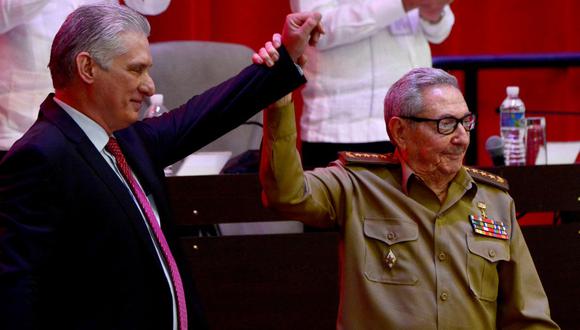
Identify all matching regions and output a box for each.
[254,42,558,328]
[0,3,322,329]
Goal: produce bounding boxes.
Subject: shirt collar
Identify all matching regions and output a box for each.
[455,166,475,192]
[53,97,111,152]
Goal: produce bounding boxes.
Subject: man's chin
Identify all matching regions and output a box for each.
[440,161,463,176]
[129,108,140,119]
[111,117,139,132]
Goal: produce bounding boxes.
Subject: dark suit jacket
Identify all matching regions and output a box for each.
[0,47,305,329]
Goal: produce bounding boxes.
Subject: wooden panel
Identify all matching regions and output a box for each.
[167,174,286,226]
[521,222,580,329]
[180,232,339,329]
[166,166,580,223]
[485,164,580,213]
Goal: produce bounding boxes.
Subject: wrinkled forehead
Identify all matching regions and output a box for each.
[420,85,468,118]
[114,31,153,64]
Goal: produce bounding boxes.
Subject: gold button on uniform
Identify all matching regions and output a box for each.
[489,249,496,258]
[440,292,448,301]
[387,232,396,240]
[438,252,447,261]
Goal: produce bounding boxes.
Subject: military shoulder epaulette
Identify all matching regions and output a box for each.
[464,166,509,191]
[338,151,400,166]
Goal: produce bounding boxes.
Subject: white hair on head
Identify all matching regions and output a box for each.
[383,67,458,141]
[49,3,151,89]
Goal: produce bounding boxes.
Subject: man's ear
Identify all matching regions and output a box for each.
[388,117,407,150]
[76,52,97,84]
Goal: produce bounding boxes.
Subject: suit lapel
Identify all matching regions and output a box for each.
[40,95,163,261]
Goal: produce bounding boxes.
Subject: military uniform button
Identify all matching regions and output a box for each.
[440,292,448,301]
[438,252,447,261]
[489,249,496,258]
[387,232,396,240]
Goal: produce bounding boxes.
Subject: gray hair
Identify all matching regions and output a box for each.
[49,3,151,89]
[384,67,459,139]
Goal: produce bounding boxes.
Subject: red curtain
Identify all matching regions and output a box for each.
[147,1,290,50]
[147,0,580,167]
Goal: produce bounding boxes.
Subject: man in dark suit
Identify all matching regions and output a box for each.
[0,3,322,329]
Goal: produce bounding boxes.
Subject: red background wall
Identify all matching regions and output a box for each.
[147,0,580,167]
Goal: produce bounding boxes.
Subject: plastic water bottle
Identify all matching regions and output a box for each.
[145,94,175,175]
[499,86,526,166]
[146,94,168,118]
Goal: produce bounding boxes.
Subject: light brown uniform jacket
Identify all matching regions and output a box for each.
[260,103,559,329]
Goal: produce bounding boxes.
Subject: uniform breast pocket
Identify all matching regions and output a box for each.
[363,218,418,285]
[466,236,510,301]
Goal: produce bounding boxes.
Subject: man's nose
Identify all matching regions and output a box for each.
[451,123,470,145]
[140,73,156,96]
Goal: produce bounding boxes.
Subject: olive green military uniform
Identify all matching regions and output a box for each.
[260,103,559,329]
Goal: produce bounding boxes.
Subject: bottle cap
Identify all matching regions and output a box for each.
[150,94,164,105]
[506,86,519,97]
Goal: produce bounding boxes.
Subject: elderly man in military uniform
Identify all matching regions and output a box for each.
[256,63,558,328]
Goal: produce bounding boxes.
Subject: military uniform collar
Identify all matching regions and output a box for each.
[398,150,475,197]
[455,167,475,191]
[398,150,414,196]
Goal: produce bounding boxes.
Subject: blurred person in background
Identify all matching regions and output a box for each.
[291,0,455,169]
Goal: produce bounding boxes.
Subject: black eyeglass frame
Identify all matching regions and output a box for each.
[399,113,476,135]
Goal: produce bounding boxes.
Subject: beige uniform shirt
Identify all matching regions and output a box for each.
[260,103,559,329]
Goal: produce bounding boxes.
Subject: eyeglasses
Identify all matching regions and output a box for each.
[399,113,476,135]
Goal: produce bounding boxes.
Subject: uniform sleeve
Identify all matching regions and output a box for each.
[0,0,50,33]
[419,5,455,44]
[259,101,350,228]
[290,0,407,50]
[496,199,560,329]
